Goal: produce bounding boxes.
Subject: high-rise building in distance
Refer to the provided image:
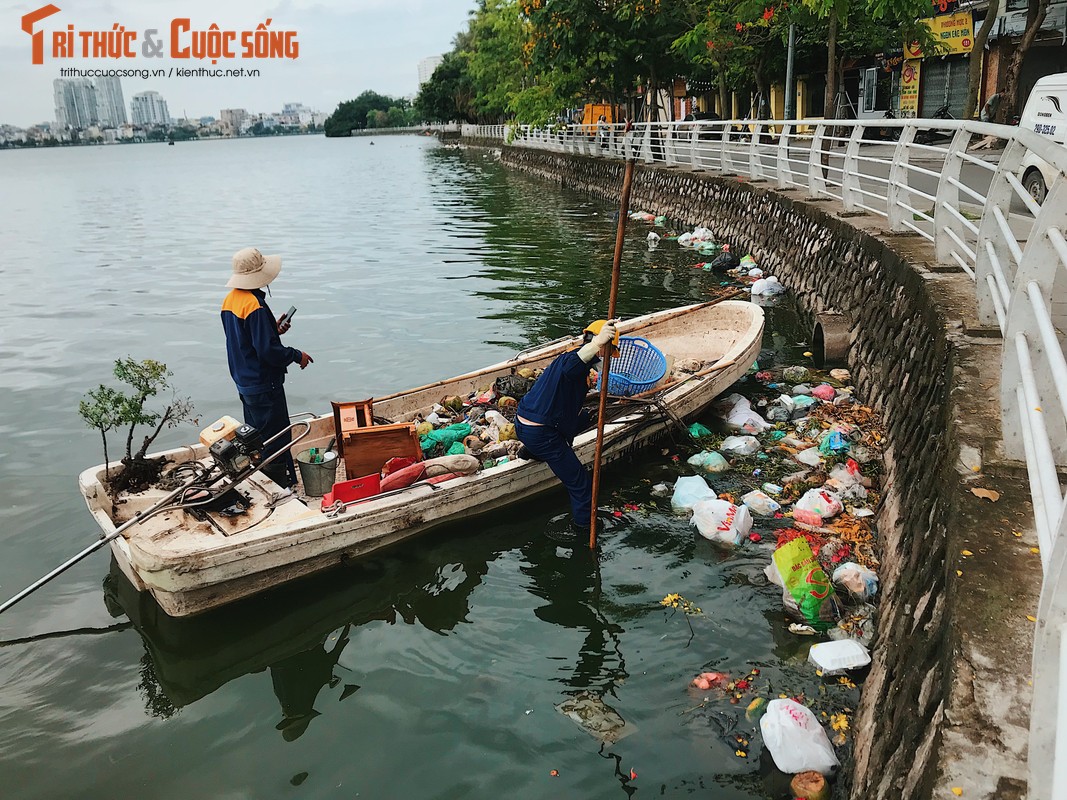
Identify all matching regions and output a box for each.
[53,78,98,129]
[94,76,127,127]
[418,55,444,87]
[131,91,170,127]
[220,108,249,133]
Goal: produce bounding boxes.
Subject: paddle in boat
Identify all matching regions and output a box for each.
[76,300,764,617]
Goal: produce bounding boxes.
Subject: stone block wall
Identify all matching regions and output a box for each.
[480,145,1034,799]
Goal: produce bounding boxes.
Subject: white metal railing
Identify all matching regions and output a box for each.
[464,116,1067,800]
[461,123,506,140]
[349,123,460,136]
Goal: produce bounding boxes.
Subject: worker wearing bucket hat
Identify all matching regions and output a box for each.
[515,319,619,534]
[221,247,313,488]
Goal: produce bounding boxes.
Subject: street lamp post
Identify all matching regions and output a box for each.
[784,23,797,120]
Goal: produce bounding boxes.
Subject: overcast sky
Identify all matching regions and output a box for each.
[1,0,478,127]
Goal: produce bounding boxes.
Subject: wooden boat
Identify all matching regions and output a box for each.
[79,300,764,617]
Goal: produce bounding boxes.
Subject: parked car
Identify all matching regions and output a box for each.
[1018,73,1067,204]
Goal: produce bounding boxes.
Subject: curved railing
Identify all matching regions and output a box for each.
[350,123,460,136]
[463,116,1067,800]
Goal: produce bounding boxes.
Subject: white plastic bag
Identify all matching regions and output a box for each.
[646,231,660,250]
[761,276,786,295]
[826,462,868,501]
[687,450,730,473]
[671,476,716,513]
[677,231,694,247]
[712,394,772,433]
[484,410,508,428]
[726,408,771,433]
[713,392,750,416]
[832,562,879,600]
[759,699,840,775]
[795,488,844,519]
[795,447,823,467]
[721,435,761,456]
[751,276,785,297]
[742,490,781,516]
[691,498,752,544]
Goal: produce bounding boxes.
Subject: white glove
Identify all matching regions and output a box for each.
[592,322,618,348]
[578,321,619,364]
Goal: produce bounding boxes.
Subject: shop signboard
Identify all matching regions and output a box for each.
[900,59,922,117]
[906,10,974,57]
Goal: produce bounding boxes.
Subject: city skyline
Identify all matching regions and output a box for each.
[0,0,477,128]
[48,77,376,130]
[47,76,329,132]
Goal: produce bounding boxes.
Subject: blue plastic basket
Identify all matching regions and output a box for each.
[599,336,668,397]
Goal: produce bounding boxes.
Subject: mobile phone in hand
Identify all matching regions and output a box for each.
[281,305,297,323]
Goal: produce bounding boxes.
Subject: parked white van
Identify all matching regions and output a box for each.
[1018,72,1067,203]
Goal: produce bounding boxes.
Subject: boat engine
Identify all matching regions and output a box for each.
[200,417,264,478]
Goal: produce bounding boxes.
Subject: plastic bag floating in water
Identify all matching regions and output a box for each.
[555,691,636,743]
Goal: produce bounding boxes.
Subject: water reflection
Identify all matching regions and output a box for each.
[521,540,627,694]
[104,533,493,735]
[421,147,717,350]
[270,623,351,741]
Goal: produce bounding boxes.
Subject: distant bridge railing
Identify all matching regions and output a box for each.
[464,116,1067,800]
[350,123,460,137]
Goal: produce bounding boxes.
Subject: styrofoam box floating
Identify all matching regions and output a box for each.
[808,639,871,676]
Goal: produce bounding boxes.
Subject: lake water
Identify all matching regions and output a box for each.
[0,136,855,799]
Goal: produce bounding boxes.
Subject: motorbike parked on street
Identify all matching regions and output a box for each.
[914,105,955,145]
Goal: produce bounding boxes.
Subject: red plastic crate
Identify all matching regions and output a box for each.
[322,473,381,507]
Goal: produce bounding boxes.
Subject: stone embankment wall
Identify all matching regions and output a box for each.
[470,142,1038,800]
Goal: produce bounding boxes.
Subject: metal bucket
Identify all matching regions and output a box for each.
[295,449,339,497]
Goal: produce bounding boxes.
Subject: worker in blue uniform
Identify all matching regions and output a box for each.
[221,247,313,488]
[515,320,619,533]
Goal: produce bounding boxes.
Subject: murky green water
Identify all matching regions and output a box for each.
[0,137,857,799]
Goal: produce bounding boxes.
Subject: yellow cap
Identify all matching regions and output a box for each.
[583,319,620,356]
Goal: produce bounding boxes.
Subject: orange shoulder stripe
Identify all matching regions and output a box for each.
[221,289,261,320]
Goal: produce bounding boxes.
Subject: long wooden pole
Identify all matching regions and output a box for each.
[590,144,636,549]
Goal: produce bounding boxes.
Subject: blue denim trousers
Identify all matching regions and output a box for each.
[515,419,592,528]
[239,385,296,487]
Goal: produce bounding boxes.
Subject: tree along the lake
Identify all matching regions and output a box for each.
[421,0,954,126]
[325,91,409,136]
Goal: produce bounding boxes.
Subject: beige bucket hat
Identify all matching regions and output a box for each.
[227,247,282,290]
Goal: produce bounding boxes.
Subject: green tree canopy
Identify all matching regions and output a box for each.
[325,90,403,136]
[415,52,476,122]
[465,0,529,120]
